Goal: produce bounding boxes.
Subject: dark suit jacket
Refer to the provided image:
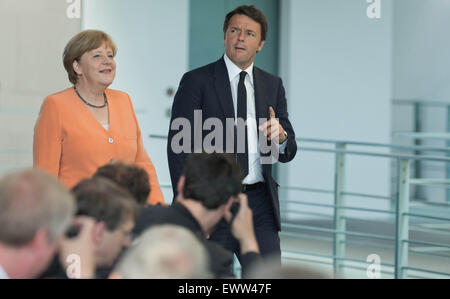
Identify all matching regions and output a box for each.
[133,203,260,278]
[167,57,297,230]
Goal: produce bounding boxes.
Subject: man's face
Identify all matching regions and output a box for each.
[224,14,265,70]
[97,217,134,268]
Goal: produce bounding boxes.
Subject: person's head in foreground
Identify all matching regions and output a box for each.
[72,177,138,269]
[113,225,211,279]
[0,169,75,279]
[177,152,243,234]
[94,162,150,205]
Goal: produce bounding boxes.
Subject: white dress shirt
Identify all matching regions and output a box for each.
[0,264,9,279]
[223,54,287,185]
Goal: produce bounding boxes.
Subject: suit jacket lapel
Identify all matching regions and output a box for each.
[254,67,272,165]
[214,58,235,120]
[253,67,269,124]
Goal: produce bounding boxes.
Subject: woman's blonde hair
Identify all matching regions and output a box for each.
[63,30,117,85]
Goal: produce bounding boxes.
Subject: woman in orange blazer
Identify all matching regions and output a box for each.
[33,30,164,205]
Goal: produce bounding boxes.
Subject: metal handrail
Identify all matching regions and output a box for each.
[292,141,450,278]
[409,250,450,259]
[392,99,450,203]
[297,146,450,162]
[283,249,396,269]
[281,186,334,194]
[402,267,450,278]
[282,199,396,215]
[393,99,450,108]
[282,223,396,242]
[0,149,32,154]
[281,230,450,260]
[298,137,450,154]
[404,240,450,249]
[405,213,450,222]
[151,133,450,154]
[280,209,332,219]
[150,134,450,278]
[282,186,392,201]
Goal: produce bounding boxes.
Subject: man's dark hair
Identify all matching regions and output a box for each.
[72,177,138,231]
[94,163,150,205]
[183,153,242,210]
[223,5,268,42]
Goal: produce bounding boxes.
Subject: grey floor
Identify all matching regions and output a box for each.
[280,216,450,279]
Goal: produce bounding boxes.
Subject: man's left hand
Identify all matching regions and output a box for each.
[258,107,287,144]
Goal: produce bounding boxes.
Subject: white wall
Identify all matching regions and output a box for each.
[278,0,393,220]
[392,0,450,139]
[393,0,450,102]
[0,0,81,175]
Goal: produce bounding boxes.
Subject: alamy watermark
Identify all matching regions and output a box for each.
[66,254,81,279]
[66,0,81,19]
[170,111,281,164]
[366,254,381,279]
[67,1,380,21]
[366,0,381,19]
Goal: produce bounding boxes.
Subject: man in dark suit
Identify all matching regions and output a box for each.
[168,5,297,262]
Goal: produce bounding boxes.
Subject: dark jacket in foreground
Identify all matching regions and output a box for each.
[133,203,261,278]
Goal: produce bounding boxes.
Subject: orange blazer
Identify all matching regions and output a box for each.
[33,87,164,205]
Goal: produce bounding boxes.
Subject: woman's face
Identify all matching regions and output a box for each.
[74,42,116,89]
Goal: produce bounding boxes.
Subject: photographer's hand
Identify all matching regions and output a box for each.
[224,194,260,255]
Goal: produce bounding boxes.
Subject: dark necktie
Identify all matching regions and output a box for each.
[236,71,249,178]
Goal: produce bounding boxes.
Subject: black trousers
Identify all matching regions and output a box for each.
[209,184,281,266]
